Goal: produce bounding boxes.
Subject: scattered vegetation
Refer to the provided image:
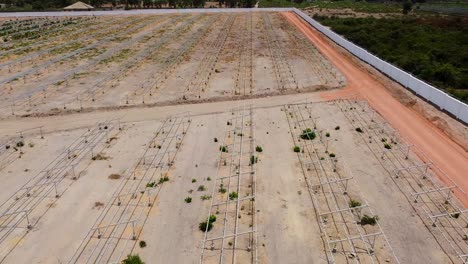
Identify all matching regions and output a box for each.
[139,240,147,248]
[185,197,192,203]
[122,254,144,264]
[355,127,363,133]
[199,215,217,232]
[146,181,156,188]
[325,132,330,137]
[256,146,263,152]
[329,153,336,158]
[250,155,258,165]
[293,146,301,153]
[360,214,379,226]
[158,176,169,184]
[300,128,316,140]
[219,145,228,152]
[198,185,206,191]
[229,191,238,200]
[214,137,218,142]
[335,126,340,130]
[92,153,108,160]
[16,141,24,148]
[219,184,227,194]
[349,199,362,208]
[200,194,212,200]
[192,178,197,183]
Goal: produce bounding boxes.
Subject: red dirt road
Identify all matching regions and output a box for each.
[282,12,468,206]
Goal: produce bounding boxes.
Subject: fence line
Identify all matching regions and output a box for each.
[292,8,468,124]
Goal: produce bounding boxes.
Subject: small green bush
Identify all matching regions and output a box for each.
[220,146,228,152]
[122,254,144,264]
[300,128,316,140]
[192,178,197,183]
[185,197,192,203]
[250,155,258,165]
[256,146,263,152]
[214,138,218,142]
[159,176,169,184]
[335,126,340,130]
[200,194,211,200]
[349,199,362,208]
[355,127,363,133]
[198,185,206,191]
[146,181,156,188]
[16,141,24,148]
[384,143,392,149]
[199,214,217,232]
[219,184,227,193]
[360,215,379,226]
[229,192,238,200]
[207,177,211,181]
[325,132,330,137]
[329,153,336,158]
[293,146,300,153]
[139,240,147,248]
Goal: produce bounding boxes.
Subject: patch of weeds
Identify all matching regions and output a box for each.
[219,184,227,193]
[199,214,216,232]
[192,178,197,183]
[214,137,218,142]
[229,192,238,200]
[207,177,211,181]
[384,143,392,149]
[355,127,363,133]
[300,128,316,140]
[335,126,340,130]
[139,240,147,248]
[158,176,169,184]
[185,197,192,203]
[349,199,362,208]
[146,181,156,188]
[198,185,206,191]
[219,145,228,152]
[122,254,144,264]
[360,215,379,226]
[200,194,211,200]
[293,146,300,153]
[329,153,336,158]
[28,142,34,148]
[16,141,24,148]
[250,155,258,165]
[256,146,263,152]
[325,132,330,137]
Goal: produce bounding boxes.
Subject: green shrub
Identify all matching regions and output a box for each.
[199,214,216,232]
[250,155,258,165]
[335,126,340,130]
[185,197,192,203]
[355,127,363,133]
[360,215,379,226]
[200,194,211,200]
[198,185,206,191]
[139,240,147,248]
[256,146,263,152]
[293,146,300,153]
[219,184,227,193]
[329,153,336,158]
[220,146,228,152]
[16,141,24,148]
[349,199,362,208]
[384,143,392,149]
[192,178,197,183]
[300,128,316,140]
[325,132,330,137]
[122,255,144,264]
[229,192,238,200]
[146,181,156,188]
[158,176,169,184]
[214,137,218,142]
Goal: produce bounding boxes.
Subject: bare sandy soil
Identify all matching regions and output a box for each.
[0,10,466,264]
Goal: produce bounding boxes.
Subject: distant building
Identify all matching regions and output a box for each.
[63,1,94,11]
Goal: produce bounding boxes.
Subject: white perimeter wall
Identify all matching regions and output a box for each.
[1,7,466,123]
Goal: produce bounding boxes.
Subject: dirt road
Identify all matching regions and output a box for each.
[282,12,468,206]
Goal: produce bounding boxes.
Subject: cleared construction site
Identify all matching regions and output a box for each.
[0,9,466,264]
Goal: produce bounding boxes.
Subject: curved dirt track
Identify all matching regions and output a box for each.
[282,12,468,206]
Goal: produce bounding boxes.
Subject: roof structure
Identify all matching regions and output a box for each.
[63,1,94,10]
